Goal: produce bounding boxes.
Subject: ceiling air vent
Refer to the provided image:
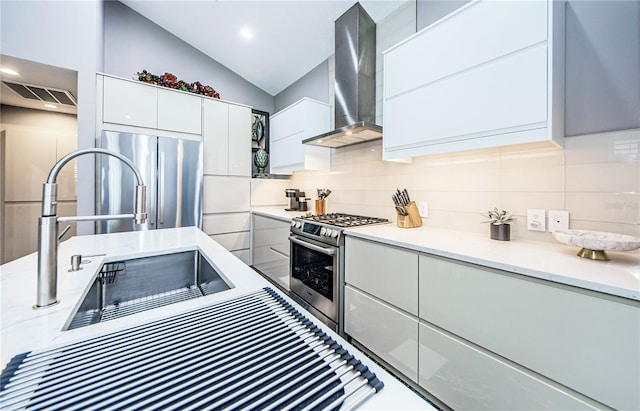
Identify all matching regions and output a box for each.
[2,80,77,106]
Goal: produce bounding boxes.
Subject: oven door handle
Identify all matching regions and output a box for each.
[289,236,336,256]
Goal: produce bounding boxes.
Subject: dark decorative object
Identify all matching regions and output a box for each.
[490,223,511,241]
[482,207,514,241]
[254,148,269,178]
[251,109,270,177]
[136,70,220,99]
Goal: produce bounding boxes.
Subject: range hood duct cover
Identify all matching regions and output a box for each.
[303,3,382,148]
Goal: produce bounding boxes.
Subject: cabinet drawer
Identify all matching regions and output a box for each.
[419,254,640,411]
[203,213,250,235]
[345,237,418,315]
[345,285,418,381]
[210,231,250,252]
[157,88,202,135]
[253,225,290,249]
[418,322,599,410]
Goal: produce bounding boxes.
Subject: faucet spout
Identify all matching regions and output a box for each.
[35,148,147,309]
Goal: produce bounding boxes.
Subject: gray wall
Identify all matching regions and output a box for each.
[274,60,330,112]
[104,1,274,115]
[417,0,470,29]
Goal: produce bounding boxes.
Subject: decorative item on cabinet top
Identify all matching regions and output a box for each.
[252,109,270,178]
[136,70,220,98]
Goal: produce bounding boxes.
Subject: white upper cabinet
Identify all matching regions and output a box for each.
[203,99,251,177]
[157,88,202,135]
[383,0,565,159]
[103,76,157,129]
[269,98,331,173]
[102,75,202,136]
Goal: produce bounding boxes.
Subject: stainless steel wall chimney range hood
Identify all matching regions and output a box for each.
[303,3,382,148]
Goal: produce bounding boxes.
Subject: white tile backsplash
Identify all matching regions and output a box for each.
[290,130,640,243]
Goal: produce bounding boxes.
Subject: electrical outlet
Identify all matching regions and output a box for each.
[527,209,546,231]
[418,201,429,217]
[548,210,569,232]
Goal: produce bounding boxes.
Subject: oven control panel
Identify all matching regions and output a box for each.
[291,220,341,245]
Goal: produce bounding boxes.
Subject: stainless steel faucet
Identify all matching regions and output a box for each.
[35,148,147,309]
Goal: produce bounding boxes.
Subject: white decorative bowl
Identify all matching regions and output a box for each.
[553,229,640,261]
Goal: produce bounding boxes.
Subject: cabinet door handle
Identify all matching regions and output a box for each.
[149,155,156,225]
[159,152,165,224]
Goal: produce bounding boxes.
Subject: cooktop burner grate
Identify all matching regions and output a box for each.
[299,213,389,228]
[0,288,383,411]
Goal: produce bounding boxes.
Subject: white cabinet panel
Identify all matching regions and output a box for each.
[269,98,330,173]
[203,99,229,175]
[345,285,418,381]
[383,0,564,159]
[103,76,157,128]
[55,134,78,201]
[203,176,250,213]
[228,104,251,177]
[210,231,250,252]
[419,254,640,411]
[385,45,547,150]
[418,323,599,411]
[157,88,202,135]
[345,237,418,315]
[385,0,547,99]
[270,132,305,173]
[203,100,251,177]
[231,249,251,265]
[202,212,250,235]
[251,214,290,291]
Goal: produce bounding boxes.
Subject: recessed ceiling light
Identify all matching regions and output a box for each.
[240,28,253,40]
[44,104,57,109]
[0,68,20,76]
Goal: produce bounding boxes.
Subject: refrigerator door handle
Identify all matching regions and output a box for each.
[149,154,156,225]
[159,151,165,224]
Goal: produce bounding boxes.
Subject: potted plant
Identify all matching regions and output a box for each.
[482,207,514,241]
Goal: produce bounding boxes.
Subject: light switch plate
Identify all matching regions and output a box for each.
[548,210,569,232]
[527,209,546,231]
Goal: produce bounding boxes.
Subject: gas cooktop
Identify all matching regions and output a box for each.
[297,213,389,228]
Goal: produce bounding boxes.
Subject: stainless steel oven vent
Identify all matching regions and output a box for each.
[2,80,77,106]
[0,288,384,410]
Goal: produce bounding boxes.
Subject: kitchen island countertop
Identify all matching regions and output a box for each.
[0,227,432,410]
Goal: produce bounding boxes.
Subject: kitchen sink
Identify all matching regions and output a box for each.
[64,250,232,330]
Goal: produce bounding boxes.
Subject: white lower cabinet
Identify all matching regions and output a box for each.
[202,211,251,264]
[418,322,599,410]
[344,285,418,381]
[343,235,637,410]
[251,214,290,291]
[419,254,640,411]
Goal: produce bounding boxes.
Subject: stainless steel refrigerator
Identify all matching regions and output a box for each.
[97,130,203,233]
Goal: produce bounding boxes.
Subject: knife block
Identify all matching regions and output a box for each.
[397,202,423,228]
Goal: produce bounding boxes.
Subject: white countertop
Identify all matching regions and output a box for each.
[249,208,639,300]
[0,227,431,410]
[344,224,640,301]
[251,205,306,222]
